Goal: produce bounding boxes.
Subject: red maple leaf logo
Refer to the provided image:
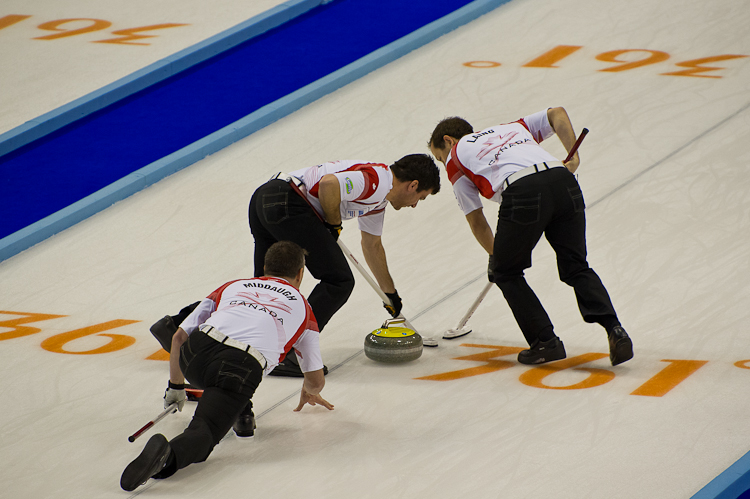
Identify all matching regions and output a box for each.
[235,291,293,313]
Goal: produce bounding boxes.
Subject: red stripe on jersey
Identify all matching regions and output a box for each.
[349,163,385,201]
[279,298,319,364]
[513,118,543,143]
[449,143,495,199]
[304,300,319,332]
[446,154,465,185]
[306,163,387,200]
[514,118,531,134]
[206,279,245,306]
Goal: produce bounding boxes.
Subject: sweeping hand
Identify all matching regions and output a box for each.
[324,222,343,241]
[383,290,403,317]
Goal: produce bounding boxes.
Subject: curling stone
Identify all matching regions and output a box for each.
[364,318,423,363]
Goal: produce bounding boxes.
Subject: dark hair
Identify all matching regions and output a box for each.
[264,241,307,279]
[390,153,441,194]
[428,117,474,149]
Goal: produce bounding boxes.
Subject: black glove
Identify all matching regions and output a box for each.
[324,222,343,241]
[487,254,495,283]
[383,290,403,317]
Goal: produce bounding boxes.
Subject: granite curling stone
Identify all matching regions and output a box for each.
[364,318,423,363]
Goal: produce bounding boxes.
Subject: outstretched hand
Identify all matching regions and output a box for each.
[294,388,334,412]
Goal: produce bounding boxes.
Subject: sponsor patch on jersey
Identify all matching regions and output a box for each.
[345,177,353,194]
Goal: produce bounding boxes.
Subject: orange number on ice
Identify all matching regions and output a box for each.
[596,49,670,72]
[519,353,615,390]
[41,320,139,355]
[94,23,188,45]
[146,349,170,361]
[34,18,112,40]
[630,359,707,397]
[523,45,583,68]
[0,15,31,31]
[463,61,501,68]
[0,311,67,341]
[661,55,748,78]
[415,344,523,381]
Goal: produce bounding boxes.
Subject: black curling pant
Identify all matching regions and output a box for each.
[248,179,355,331]
[491,167,618,346]
[165,331,263,474]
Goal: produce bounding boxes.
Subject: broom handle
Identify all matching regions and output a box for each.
[128,403,178,442]
[336,239,389,303]
[455,282,493,330]
[564,128,588,163]
[337,239,419,333]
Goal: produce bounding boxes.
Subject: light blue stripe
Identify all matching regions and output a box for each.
[0,0,324,158]
[691,450,750,499]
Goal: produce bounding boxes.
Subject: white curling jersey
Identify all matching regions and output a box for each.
[180,276,322,375]
[289,160,393,236]
[446,109,559,215]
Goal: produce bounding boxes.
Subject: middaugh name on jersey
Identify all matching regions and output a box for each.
[242,281,298,300]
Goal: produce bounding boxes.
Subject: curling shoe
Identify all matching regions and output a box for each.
[268,350,303,377]
[517,337,566,365]
[233,406,256,438]
[268,350,328,377]
[121,434,172,491]
[608,326,633,366]
[149,302,201,353]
